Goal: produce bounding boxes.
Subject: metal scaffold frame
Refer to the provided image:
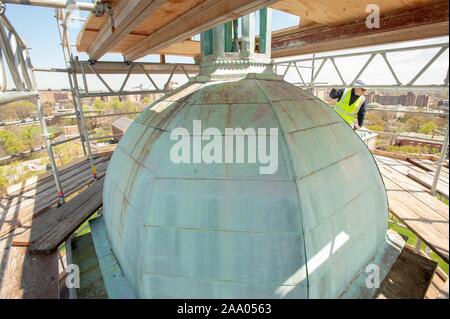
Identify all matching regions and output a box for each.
[274,42,450,89]
[0,1,449,205]
[0,4,195,206]
[274,42,450,196]
[0,12,65,204]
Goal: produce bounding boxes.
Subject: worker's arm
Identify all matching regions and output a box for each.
[357,101,367,127]
[329,88,345,101]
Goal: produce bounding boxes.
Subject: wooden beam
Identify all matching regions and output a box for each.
[88,0,166,60]
[272,1,449,58]
[123,0,278,61]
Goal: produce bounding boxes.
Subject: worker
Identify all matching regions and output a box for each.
[329,80,368,130]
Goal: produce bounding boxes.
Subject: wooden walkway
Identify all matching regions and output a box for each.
[0,153,110,298]
[375,155,449,263]
[0,153,110,238]
[406,158,449,199]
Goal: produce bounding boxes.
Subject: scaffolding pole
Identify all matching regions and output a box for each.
[56,9,96,178]
[431,124,449,196]
[2,0,95,11]
[0,13,65,204]
[54,8,86,155]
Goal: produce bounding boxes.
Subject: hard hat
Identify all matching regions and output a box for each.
[354,80,367,89]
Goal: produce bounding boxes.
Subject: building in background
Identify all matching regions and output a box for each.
[365,91,430,108]
[39,90,73,105]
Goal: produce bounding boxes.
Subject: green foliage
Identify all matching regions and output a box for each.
[0,100,37,121]
[92,99,106,112]
[142,97,151,105]
[418,121,438,135]
[109,98,122,112]
[93,127,112,143]
[18,125,42,151]
[366,125,384,132]
[0,129,24,154]
[386,145,423,154]
[404,116,426,132]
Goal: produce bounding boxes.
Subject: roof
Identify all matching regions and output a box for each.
[76,0,449,61]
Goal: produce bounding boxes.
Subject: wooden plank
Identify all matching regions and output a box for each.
[375,247,437,299]
[437,280,449,299]
[380,167,449,220]
[271,1,449,58]
[272,0,437,26]
[0,156,109,222]
[0,223,59,298]
[88,0,167,60]
[0,158,110,238]
[376,160,449,262]
[20,179,104,254]
[375,156,449,220]
[4,152,111,196]
[407,171,449,199]
[408,158,449,178]
[11,179,103,248]
[123,0,279,60]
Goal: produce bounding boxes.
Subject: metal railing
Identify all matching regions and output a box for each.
[274,42,449,89]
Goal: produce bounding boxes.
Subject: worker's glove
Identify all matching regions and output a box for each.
[353,124,360,131]
[330,88,337,97]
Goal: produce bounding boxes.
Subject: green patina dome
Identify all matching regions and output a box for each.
[102,9,389,298]
[103,72,388,298]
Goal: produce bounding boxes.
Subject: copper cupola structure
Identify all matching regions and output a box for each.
[103,8,398,298]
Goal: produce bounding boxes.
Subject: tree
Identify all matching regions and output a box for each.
[19,125,41,151]
[109,98,122,112]
[0,129,24,154]
[142,97,151,105]
[404,116,427,133]
[92,99,106,112]
[0,100,36,121]
[14,100,36,119]
[418,121,438,135]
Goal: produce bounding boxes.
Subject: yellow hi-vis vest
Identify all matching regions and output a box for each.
[335,88,365,125]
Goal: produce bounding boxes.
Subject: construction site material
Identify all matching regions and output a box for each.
[2,0,96,11]
[374,247,437,299]
[375,155,449,263]
[0,153,111,238]
[407,171,449,199]
[271,1,448,58]
[403,157,450,199]
[75,0,448,61]
[408,158,450,173]
[0,218,59,298]
[76,0,278,61]
[72,61,199,75]
[277,42,449,89]
[11,179,104,254]
[437,280,449,299]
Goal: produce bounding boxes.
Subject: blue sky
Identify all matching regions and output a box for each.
[2,3,448,91]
